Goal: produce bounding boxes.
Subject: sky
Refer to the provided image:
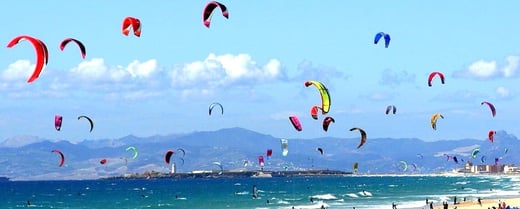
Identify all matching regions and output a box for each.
[0,0,518,142]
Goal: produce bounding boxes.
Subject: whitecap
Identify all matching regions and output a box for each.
[345,193,359,198]
[312,194,338,200]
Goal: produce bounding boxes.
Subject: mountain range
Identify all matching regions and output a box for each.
[0,127,516,180]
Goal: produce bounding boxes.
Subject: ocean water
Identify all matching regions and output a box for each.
[2,175,520,209]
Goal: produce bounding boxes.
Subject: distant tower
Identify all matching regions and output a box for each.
[171,162,176,174]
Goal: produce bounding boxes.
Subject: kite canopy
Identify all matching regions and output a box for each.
[77,115,94,132]
[430,113,444,130]
[385,105,397,115]
[374,32,391,48]
[209,102,224,115]
[59,38,86,59]
[7,35,48,83]
[488,130,496,143]
[51,149,65,167]
[202,1,229,28]
[428,71,445,87]
[289,115,302,131]
[126,146,138,159]
[481,101,496,117]
[350,127,367,149]
[122,17,141,37]
[322,116,335,132]
[164,150,175,164]
[304,80,331,114]
[310,105,320,120]
[316,147,324,155]
[55,115,63,131]
[257,156,264,167]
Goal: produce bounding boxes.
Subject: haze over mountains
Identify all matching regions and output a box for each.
[0,127,516,181]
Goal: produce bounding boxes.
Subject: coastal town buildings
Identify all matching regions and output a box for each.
[457,162,520,174]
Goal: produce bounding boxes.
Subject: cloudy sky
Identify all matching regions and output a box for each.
[0,0,518,142]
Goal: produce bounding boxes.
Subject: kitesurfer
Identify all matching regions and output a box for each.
[252,185,258,199]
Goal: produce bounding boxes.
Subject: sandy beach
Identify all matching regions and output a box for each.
[430,197,520,209]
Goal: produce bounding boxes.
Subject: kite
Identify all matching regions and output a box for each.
[305,80,331,114]
[374,32,391,48]
[202,1,229,28]
[77,115,94,132]
[59,38,86,59]
[122,17,142,37]
[427,72,445,87]
[7,35,48,83]
[350,127,367,149]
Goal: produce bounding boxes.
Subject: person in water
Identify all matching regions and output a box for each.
[392,202,397,209]
[252,185,258,199]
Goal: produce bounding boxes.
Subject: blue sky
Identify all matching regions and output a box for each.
[0,0,518,142]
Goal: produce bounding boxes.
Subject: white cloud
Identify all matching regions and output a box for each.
[0,60,35,91]
[126,60,158,78]
[170,53,286,90]
[496,86,513,99]
[454,55,520,79]
[70,58,160,83]
[503,56,520,78]
[467,60,497,78]
[0,54,287,100]
[63,58,164,100]
[2,60,34,81]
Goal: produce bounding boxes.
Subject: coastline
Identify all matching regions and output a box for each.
[102,169,520,181]
[430,197,520,209]
[102,169,354,180]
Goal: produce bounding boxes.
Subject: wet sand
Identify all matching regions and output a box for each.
[431,197,520,209]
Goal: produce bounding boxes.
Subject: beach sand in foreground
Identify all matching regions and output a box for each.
[430,197,520,209]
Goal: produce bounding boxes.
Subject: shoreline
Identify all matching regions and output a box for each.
[102,169,520,181]
[417,197,520,209]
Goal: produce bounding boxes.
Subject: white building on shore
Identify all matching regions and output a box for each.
[458,162,520,174]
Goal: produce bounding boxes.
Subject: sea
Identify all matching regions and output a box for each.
[2,175,520,209]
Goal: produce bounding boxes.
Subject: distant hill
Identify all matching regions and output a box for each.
[0,127,516,180]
